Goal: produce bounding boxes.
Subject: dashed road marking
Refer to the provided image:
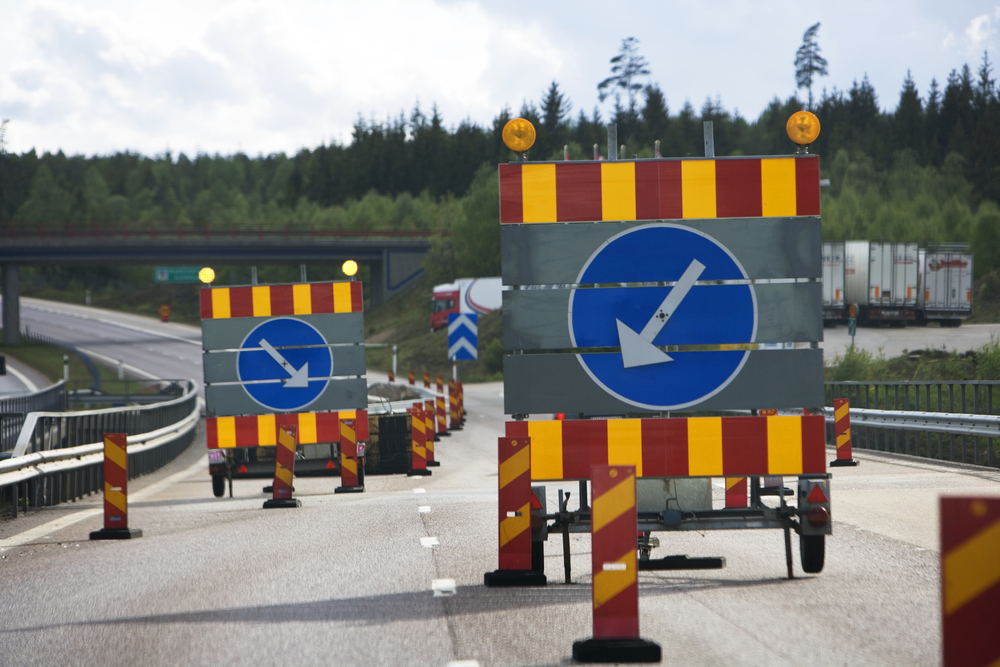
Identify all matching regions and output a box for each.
[420,536,439,548]
[418,506,431,513]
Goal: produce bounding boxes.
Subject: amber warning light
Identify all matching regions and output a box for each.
[786,110,821,146]
[502,118,536,153]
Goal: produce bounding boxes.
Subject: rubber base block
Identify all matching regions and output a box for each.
[263,498,301,508]
[89,527,143,540]
[438,432,451,437]
[830,458,860,467]
[483,569,547,587]
[572,638,661,663]
[427,461,441,467]
[334,486,364,494]
[263,485,296,493]
[407,469,432,476]
[638,555,725,571]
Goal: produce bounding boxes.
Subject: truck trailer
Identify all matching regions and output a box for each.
[822,242,846,325]
[431,277,503,330]
[916,248,973,327]
[844,241,919,324]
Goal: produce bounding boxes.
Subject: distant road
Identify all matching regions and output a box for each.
[821,321,1000,363]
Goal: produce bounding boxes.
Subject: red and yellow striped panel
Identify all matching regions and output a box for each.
[941,497,1000,667]
[339,418,360,488]
[833,398,853,458]
[199,281,362,320]
[498,436,532,570]
[272,424,296,499]
[505,415,826,481]
[102,433,129,530]
[498,156,820,223]
[590,465,640,639]
[205,410,368,448]
[411,404,427,470]
[725,477,748,508]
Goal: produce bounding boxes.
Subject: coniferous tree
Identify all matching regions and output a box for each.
[795,23,829,110]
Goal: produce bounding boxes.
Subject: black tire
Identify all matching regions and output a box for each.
[531,540,545,574]
[800,535,825,573]
[212,474,226,498]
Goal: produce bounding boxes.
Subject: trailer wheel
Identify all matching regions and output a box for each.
[212,474,226,498]
[531,540,545,575]
[800,535,825,573]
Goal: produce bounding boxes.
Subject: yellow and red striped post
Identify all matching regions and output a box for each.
[436,395,447,437]
[423,371,430,389]
[448,379,460,430]
[335,418,364,493]
[941,497,1000,666]
[573,465,660,662]
[408,369,415,385]
[423,399,438,466]
[725,477,747,508]
[458,381,465,423]
[89,433,142,539]
[264,424,301,508]
[830,398,859,466]
[388,370,395,383]
[484,436,546,586]
[436,374,443,394]
[408,403,431,476]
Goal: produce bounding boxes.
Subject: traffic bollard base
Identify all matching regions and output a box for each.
[263,498,301,508]
[334,485,364,494]
[483,569,547,587]
[638,555,725,571]
[438,432,451,437]
[571,638,661,663]
[427,461,441,467]
[407,469,432,476]
[830,458,859,467]
[89,527,143,540]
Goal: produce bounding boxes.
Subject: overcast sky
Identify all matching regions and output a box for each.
[1,1,997,158]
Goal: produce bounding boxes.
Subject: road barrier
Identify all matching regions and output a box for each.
[830,398,859,466]
[573,465,660,663]
[423,372,430,389]
[436,375,443,394]
[89,433,143,540]
[407,403,430,476]
[484,436,544,587]
[408,370,415,385]
[265,424,301,506]
[0,382,65,454]
[941,496,1000,666]
[335,418,364,494]
[387,370,395,383]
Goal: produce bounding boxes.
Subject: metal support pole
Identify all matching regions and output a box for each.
[2,264,20,346]
[300,264,307,283]
[654,140,661,158]
[392,345,398,378]
[607,124,617,161]
[703,121,715,158]
[251,267,258,286]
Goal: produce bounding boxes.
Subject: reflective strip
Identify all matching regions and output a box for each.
[944,518,1000,614]
[278,425,296,450]
[211,288,231,319]
[275,466,293,486]
[341,457,357,475]
[105,439,127,471]
[592,551,636,608]
[760,158,796,216]
[834,401,849,422]
[252,286,271,317]
[687,417,723,476]
[499,446,530,490]
[292,283,312,315]
[681,160,716,219]
[333,282,353,313]
[522,164,557,223]
[726,476,744,491]
[607,419,642,476]
[341,422,356,444]
[257,414,276,446]
[836,431,851,447]
[601,162,636,221]
[767,416,803,474]
[104,482,128,513]
[498,502,531,547]
[217,417,236,448]
[299,413,317,444]
[528,420,563,480]
[592,473,635,533]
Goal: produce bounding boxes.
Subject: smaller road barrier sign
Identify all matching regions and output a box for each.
[449,313,478,361]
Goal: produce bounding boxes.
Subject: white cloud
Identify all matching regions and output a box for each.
[966,13,997,52]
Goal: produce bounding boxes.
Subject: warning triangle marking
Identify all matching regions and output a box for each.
[238,464,249,474]
[807,484,828,504]
[325,460,336,469]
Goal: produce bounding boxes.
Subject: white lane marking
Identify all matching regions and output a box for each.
[432,579,456,597]
[418,506,431,513]
[413,488,426,494]
[447,661,481,667]
[420,536,439,548]
[5,365,39,392]
[0,455,209,550]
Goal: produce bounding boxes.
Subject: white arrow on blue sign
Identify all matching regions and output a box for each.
[448,313,478,361]
[237,318,333,411]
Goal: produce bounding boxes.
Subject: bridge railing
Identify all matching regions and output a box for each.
[825,381,1000,468]
[0,382,66,453]
[3,221,436,241]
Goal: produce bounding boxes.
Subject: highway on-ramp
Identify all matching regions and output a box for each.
[1,299,999,666]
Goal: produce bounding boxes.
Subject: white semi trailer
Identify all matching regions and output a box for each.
[916,248,973,327]
[844,241,919,325]
[822,242,846,325]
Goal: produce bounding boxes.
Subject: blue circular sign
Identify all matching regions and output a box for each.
[237,318,332,411]
[568,224,757,410]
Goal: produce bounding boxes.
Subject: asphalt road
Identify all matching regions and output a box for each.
[1,299,999,666]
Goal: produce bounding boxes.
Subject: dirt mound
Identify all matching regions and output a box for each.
[367,382,423,401]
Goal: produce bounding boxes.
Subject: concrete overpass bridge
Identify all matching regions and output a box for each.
[0,222,432,345]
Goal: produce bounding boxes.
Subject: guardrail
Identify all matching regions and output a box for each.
[0,379,201,518]
[1,382,66,453]
[825,381,1000,469]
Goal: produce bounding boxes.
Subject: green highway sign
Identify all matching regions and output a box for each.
[155,267,202,283]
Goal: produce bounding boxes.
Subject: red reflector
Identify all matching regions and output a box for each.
[325,460,336,470]
[530,492,543,510]
[237,465,249,474]
[806,484,828,504]
[807,507,830,528]
[555,413,565,420]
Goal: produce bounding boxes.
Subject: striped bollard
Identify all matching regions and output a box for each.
[89,433,143,539]
[408,370,415,385]
[264,424,301,508]
[725,477,747,508]
[448,379,461,430]
[335,418,364,493]
[573,465,660,663]
[436,374,443,394]
[484,437,545,587]
[941,497,1000,666]
[408,403,431,476]
[458,381,465,423]
[424,399,439,467]
[830,398,859,466]
[388,370,395,383]
[423,371,430,389]
[436,395,448,437]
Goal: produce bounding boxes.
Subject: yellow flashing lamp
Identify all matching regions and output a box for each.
[502,118,536,153]
[198,267,216,284]
[342,259,358,277]
[786,110,821,146]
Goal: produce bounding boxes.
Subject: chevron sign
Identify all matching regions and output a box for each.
[448,313,478,361]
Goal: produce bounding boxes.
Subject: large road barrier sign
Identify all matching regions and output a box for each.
[90,433,143,540]
[573,465,660,663]
[941,496,1000,667]
[264,424,300,508]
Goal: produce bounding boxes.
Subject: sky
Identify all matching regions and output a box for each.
[0,0,997,158]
